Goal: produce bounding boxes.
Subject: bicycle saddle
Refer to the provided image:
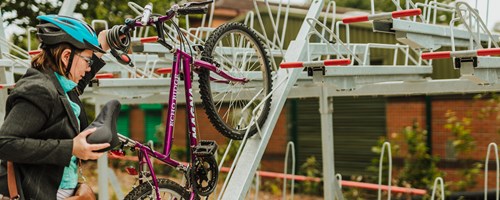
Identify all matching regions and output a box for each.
[85,99,121,152]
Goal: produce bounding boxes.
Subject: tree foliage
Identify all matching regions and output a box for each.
[1,0,61,29]
[367,123,443,200]
[444,110,483,191]
[76,0,175,27]
[2,0,175,27]
[397,123,442,192]
[1,0,175,48]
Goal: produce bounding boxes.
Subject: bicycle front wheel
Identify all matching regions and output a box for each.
[199,22,273,140]
[124,178,190,200]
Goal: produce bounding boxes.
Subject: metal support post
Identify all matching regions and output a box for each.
[108,167,124,199]
[96,102,110,200]
[0,9,9,124]
[0,68,9,125]
[316,70,344,200]
[97,152,109,200]
[0,9,10,56]
[58,0,78,16]
[220,1,325,199]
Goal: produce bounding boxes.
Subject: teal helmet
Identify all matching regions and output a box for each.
[36,15,104,53]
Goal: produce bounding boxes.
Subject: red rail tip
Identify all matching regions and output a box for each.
[156,68,173,74]
[95,73,114,79]
[324,59,351,66]
[392,9,422,18]
[280,62,304,68]
[477,48,500,56]
[421,51,451,60]
[28,50,42,56]
[342,15,369,24]
[140,36,158,43]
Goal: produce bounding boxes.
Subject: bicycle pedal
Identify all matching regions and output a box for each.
[191,44,204,52]
[109,149,125,157]
[125,167,138,175]
[193,140,218,157]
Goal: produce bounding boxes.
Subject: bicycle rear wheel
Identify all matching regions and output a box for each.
[124,178,190,200]
[199,22,272,140]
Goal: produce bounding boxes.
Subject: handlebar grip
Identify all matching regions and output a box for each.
[184,0,213,7]
[141,3,152,25]
[177,6,208,15]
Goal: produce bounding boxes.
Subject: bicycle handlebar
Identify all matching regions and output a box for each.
[106,1,213,66]
[183,0,213,7]
[177,6,208,15]
[140,3,152,25]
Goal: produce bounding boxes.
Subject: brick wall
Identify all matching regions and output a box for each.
[386,95,500,190]
[129,105,145,142]
[386,96,427,155]
[126,95,498,188]
[167,104,289,172]
[432,96,499,160]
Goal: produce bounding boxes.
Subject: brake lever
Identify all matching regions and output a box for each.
[110,48,134,67]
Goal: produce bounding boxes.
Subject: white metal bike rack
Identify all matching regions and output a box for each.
[2,0,500,199]
[220,1,326,199]
[431,177,445,200]
[378,142,392,200]
[282,141,296,200]
[484,142,499,200]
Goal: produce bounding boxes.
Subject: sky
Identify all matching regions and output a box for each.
[462,0,500,30]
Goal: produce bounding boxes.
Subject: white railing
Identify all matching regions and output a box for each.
[282,141,296,200]
[217,73,288,199]
[431,177,445,200]
[378,142,392,200]
[252,0,290,71]
[484,142,499,200]
[452,2,498,50]
[306,17,428,67]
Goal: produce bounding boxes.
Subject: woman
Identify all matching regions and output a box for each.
[0,15,113,199]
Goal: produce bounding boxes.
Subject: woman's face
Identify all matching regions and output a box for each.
[62,49,93,83]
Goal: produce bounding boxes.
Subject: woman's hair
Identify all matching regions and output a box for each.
[31,43,82,78]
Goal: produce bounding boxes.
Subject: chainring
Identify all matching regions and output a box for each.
[190,156,218,196]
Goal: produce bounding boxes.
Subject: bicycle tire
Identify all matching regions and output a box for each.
[199,22,272,140]
[124,178,190,200]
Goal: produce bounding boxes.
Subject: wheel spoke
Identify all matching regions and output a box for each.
[199,23,272,140]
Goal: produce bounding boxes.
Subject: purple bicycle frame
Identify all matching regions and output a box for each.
[128,49,247,199]
[113,8,249,199]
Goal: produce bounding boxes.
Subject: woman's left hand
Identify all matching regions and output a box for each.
[95,30,110,58]
[72,128,110,160]
[98,30,110,52]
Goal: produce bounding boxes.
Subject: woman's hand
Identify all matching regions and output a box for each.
[72,128,110,160]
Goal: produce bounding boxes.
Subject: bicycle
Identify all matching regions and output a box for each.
[106,0,273,199]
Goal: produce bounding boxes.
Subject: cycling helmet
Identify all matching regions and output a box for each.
[36,15,104,53]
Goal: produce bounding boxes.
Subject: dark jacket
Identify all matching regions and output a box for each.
[0,54,105,200]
